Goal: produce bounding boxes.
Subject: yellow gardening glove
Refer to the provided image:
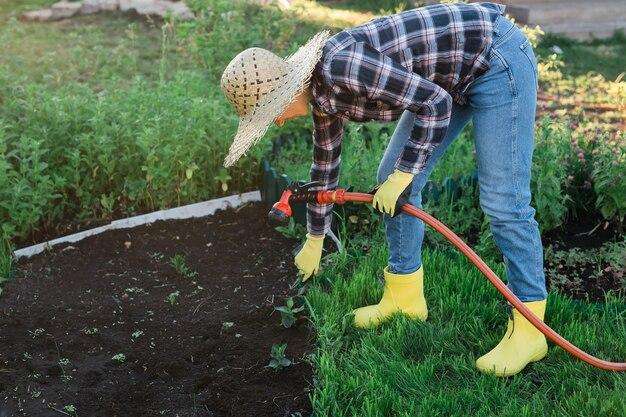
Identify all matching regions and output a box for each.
[372,169,414,216]
[294,233,324,281]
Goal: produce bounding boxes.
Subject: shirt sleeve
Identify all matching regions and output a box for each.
[307,106,345,236]
[327,42,452,175]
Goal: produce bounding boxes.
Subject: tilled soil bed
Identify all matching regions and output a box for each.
[0,203,312,417]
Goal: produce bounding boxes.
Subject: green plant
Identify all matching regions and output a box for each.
[111,353,126,363]
[213,167,232,192]
[275,218,307,240]
[63,405,77,415]
[275,297,305,328]
[165,290,180,306]
[0,237,13,284]
[28,328,45,338]
[428,125,476,184]
[149,252,165,262]
[82,327,99,335]
[531,118,572,232]
[124,287,147,295]
[544,239,626,295]
[266,343,292,370]
[423,187,485,248]
[591,137,626,232]
[170,254,198,279]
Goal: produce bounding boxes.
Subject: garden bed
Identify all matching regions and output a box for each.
[0,203,312,417]
[542,212,625,302]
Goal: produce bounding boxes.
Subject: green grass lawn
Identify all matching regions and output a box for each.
[305,236,626,416]
[1,6,184,88]
[536,32,626,81]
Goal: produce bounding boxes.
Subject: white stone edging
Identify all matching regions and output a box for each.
[14,190,261,260]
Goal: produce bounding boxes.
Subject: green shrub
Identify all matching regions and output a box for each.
[179,0,313,83]
[0,71,267,240]
[592,135,626,231]
[531,118,572,232]
[428,125,475,184]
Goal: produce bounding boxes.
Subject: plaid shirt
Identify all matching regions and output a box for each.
[306,2,505,235]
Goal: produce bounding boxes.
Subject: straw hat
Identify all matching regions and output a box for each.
[221,30,331,167]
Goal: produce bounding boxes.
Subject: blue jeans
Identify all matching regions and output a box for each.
[377,16,547,302]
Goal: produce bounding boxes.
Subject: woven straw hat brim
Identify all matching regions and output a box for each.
[223,30,331,168]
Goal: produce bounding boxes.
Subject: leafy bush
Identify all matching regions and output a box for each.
[592,137,626,231]
[179,0,311,83]
[531,118,572,231]
[0,72,267,240]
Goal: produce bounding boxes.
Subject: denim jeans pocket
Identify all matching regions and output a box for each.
[519,38,539,89]
[488,47,513,81]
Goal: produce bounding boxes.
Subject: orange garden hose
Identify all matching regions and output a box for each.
[269,184,626,372]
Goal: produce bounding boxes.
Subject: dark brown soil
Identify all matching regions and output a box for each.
[542,210,620,251]
[0,203,312,417]
[542,212,625,302]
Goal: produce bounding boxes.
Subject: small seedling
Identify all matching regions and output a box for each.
[112,353,126,363]
[28,328,45,338]
[165,291,180,306]
[83,327,99,335]
[170,254,198,279]
[131,330,144,341]
[275,218,307,240]
[63,404,76,415]
[275,297,304,328]
[149,252,165,261]
[266,343,291,370]
[59,358,70,366]
[213,168,232,192]
[125,287,147,295]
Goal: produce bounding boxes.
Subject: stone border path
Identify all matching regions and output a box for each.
[21,0,194,22]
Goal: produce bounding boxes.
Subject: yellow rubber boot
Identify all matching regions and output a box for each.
[353,266,428,329]
[476,300,548,377]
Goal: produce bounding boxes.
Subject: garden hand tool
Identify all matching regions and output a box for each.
[272,181,327,281]
[476,300,548,376]
[353,266,428,329]
[294,233,324,281]
[372,169,414,216]
[268,181,626,373]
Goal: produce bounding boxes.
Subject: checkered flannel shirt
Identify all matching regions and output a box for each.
[306,2,505,235]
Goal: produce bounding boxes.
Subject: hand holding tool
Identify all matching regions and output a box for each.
[294,233,324,281]
[372,169,414,216]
